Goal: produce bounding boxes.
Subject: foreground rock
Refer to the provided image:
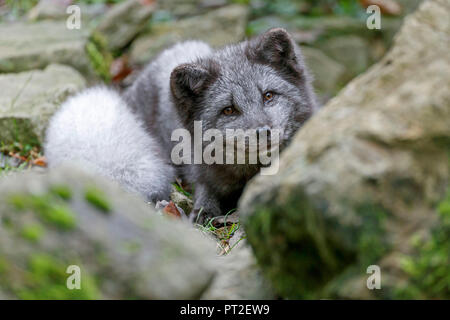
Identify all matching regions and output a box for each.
[239,0,450,299]
[201,241,274,300]
[0,64,85,146]
[130,4,248,65]
[0,20,92,75]
[0,165,217,299]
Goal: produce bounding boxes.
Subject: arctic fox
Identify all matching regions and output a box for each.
[124,28,318,220]
[44,87,174,202]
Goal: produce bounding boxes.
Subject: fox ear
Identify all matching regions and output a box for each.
[247,28,303,81]
[170,63,217,125]
[170,63,214,102]
[250,28,297,64]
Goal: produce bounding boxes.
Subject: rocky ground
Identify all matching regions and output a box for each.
[0,0,448,299]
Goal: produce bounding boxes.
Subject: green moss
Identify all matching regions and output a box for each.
[245,189,391,299]
[9,194,28,210]
[84,186,111,213]
[50,185,73,201]
[395,189,450,299]
[121,241,141,254]
[14,254,100,300]
[0,118,40,147]
[20,223,44,243]
[0,258,8,274]
[8,193,76,230]
[85,32,113,83]
[2,215,13,229]
[39,205,76,230]
[355,205,389,267]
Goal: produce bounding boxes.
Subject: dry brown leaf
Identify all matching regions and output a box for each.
[8,152,27,162]
[32,156,47,167]
[162,201,182,219]
[110,56,133,83]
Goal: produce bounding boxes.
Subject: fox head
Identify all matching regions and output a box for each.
[169,28,318,154]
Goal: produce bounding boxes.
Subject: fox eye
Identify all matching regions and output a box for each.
[222,106,236,115]
[263,91,274,102]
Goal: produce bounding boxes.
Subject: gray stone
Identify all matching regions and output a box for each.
[397,0,425,13]
[301,46,346,102]
[94,0,156,52]
[158,0,229,18]
[27,0,108,21]
[0,165,217,299]
[201,241,274,300]
[0,64,86,146]
[239,0,450,299]
[316,36,371,81]
[130,4,248,65]
[0,20,92,75]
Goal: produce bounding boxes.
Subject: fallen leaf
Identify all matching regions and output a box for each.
[163,201,182,219]
[8,152,27,162]
[110,55,133,83]
[33,156,47,167]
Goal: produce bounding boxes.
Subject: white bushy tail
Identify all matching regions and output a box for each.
[45,87,174,202]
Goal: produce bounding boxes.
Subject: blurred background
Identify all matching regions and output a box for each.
[0,0,423,103]
[0,0,423,171]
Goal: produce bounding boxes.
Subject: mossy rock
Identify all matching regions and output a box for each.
[0,64,86,146]
[239,0,450,299]
[0,165,217,299]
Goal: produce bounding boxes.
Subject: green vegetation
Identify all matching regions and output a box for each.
[84,186,111,213]
[396,190,450,299]
[0,142,42,176]
[196,209,245,255]
[14,254,100,299]
[172,182,191,198]
[85,32,113,83]
[20,223,45,243]
[249,0,367,19]
[50,185,73,201]
[4,0,38,17]
[245,187,392,299]
[9,192,77,230]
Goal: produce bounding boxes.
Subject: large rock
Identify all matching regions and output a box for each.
[0,64,86,146]
[130,4,248,65]
[239,0,450,299]
[0,165,217,299]
[94,0,156,52]
[0,20,92,75]
[397,0,425,13]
